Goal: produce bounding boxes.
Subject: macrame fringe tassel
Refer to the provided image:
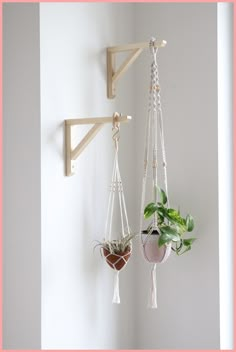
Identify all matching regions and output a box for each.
[112,271,120,304]
[148,264,157,309]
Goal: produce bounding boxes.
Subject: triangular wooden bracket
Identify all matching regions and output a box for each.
[107,39,167,99]
[65,115,132,176]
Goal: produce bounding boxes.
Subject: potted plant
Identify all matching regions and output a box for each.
[95,233,135,270]
[142,186,196,262]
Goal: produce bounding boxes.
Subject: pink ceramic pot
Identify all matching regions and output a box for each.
[142,231,171,263]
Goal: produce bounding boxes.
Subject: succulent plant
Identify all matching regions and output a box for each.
[95,233,135,255]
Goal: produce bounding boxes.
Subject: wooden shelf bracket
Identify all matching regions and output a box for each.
[107,39,167,99]
[65,114,132,176]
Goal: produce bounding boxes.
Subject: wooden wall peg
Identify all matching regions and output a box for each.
[107,39,167,99]
[65,114,132,176]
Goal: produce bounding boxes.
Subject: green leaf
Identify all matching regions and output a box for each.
[160,225,179,237]
[177,246,191,255]
[157,205,166,218]
[186,214,194,232]
[157,214,164,225]
[176,237,196,255]
[167,208,186,226]
[158,232,181,247]
[158,187,168,205]
[144,203,158,219]
[183,238,196,246]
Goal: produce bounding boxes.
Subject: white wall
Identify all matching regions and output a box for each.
[133,3,220,349]
[217,3,234,349]
[3,4,41,349]
[40,3,136,349]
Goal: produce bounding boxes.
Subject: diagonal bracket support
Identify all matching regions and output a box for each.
[107,39,167,99]
[65,114,132,176]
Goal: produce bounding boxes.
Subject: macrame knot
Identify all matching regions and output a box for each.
[149,38,158,65]
[149,37,157,52]
[150,84,160,92]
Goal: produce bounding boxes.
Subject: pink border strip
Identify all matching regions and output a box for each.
[0,1,2,350]
[233,1,236,350]
[0,0,235,2]
[0,0,235,351]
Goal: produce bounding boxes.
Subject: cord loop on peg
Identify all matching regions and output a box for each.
[112,112,121,151]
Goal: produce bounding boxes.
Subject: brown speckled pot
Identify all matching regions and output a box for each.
[103,247,131,271]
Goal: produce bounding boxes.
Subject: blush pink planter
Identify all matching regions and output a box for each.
[142,232,171,263]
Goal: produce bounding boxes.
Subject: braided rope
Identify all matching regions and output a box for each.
[103,113,132,304]
[105,113,130,240]
[139,37,170,309]
[105,154,117,241]
[140,37,169,235]
[154,52,170,207]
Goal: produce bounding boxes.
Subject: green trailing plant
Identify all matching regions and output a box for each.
[144,187,196,255]
[94,233,135,255]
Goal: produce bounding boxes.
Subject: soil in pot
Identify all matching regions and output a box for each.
[141,230,171,263]
[103,247,131,271]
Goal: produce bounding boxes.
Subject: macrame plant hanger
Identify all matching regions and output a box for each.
[140,37,170,309]
[103,113,132,304]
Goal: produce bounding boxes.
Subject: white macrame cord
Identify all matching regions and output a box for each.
[104,113,131,304]
[140,37,170,309]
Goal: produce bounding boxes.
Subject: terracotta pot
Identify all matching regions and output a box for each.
[103,247,131,271]
[142,231,171,263]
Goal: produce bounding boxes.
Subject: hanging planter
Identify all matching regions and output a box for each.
[143,186,195,257]
[95,112,134,304]
[102,235,133,270]
[96,234,133,271]
[139,38,196,308]
[141,231,171,264]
